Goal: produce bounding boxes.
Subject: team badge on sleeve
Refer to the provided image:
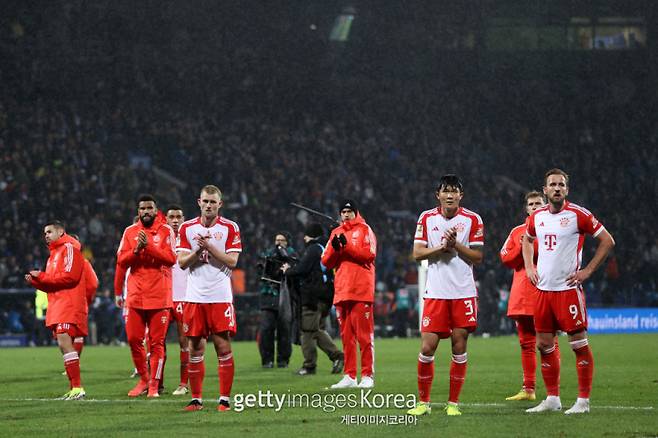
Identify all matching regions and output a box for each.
[415,224,424,239]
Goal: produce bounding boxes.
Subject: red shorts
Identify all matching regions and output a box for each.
[534,287,588,334]
[421,298,478,337]
[183,302,237,337]
[50,323,86,339]
[171,301,187,323]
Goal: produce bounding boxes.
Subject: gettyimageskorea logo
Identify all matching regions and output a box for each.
[232,389,417,413]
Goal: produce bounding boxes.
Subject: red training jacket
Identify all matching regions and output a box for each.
[321,213,377,304]
[499,223,539,317]
[116,216,176,310]
[30,234,87,333]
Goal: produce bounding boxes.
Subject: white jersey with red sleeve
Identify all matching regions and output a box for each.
[526,201,604,291]
[171,232,188,301]
[414,207,484,299]
[176,216,242,303]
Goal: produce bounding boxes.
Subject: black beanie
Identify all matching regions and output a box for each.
[339,199,358,214]
[304,223,324,239]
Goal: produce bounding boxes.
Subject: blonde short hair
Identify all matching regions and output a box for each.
[200,184,222,199]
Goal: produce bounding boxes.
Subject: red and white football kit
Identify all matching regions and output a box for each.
[415,207,484,334]
[171,260,188,323]
[177,216,241,402]
[413,206,484,405]
[526,201,604,333]
[171,237,189,388]
[526,201,604,399]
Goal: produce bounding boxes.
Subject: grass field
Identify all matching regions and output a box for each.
[2,334,657,437]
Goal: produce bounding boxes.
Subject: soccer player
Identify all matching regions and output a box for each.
[321,200,377,389]
[26,221,87,400]
[500,192,559,401]
[166,204,191,395]
[523,169,615,414]
[177,185,242,411]
[117,194,176,398]
[407,175,484,417]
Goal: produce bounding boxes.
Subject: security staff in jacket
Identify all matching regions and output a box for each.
[321,200,377,389]
[258,233,296,368]
[283,223,344,376]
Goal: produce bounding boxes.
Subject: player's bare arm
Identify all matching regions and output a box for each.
[566,229,615,287]
[453,243,483,265]
[198,235,240,269]
[412,241,448,262]
[413,228,455,261]
[178,247,201,270]
[522,234,538,285]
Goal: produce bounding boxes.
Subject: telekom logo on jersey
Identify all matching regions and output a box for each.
[544,234,557,251]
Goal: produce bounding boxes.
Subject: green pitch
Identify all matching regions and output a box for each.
[2,334,657,437]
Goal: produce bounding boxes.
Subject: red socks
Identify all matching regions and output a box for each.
[516,319,536,391]
[417,352,468,404]
[180,349,190,386]
[417,353,434,403]
[63,351,81,388]
[571,339,594,398]
[188,352,235,401]
[218,352,235,399]
[539,344,560,396]
[189,355,205,399]
[448,353,468,403]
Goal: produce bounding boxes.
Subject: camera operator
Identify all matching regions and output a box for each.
[283,223,344,376]
[257,232,297,368]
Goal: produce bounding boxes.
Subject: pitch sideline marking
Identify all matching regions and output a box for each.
[0,398,654,411]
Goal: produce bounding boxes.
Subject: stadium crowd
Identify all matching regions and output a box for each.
[1,3,657,341]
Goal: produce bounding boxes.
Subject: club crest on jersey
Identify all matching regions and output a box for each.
[422,316,430,327]
[213,232,223,240]
[161,315,167,324]
[454,223,465,233]
[153,235,161,243]
[560,217,570,227]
